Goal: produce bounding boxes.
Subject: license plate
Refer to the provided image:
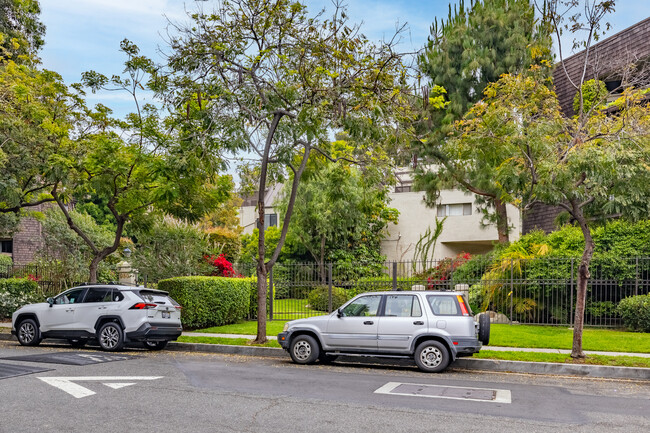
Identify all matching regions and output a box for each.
[162,311,171,319]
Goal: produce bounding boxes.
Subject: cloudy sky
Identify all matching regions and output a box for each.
[37,0,650,117]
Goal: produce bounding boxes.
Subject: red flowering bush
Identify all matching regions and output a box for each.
[422,252,472,289]
[205,254,241,278]
[27,274,40,282]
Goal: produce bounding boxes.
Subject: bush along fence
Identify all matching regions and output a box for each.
[232,257,650,327]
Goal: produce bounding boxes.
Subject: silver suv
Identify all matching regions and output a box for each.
[278,291,490,372]
[11,284,182,351]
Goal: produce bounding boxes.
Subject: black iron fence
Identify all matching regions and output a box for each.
[234,257,650,325]
[3,257,650,326]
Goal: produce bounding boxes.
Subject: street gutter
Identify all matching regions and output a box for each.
[1,332,648,380]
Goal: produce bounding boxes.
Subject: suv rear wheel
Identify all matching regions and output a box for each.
[17,319,41,346]
[289,335,320,364]
[97,322,124,351]
[414,340,450,373]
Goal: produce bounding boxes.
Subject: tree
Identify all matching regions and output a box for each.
[160,0,412,343]
[415,0,553,242]
[0,0,45,64]
[0,60,77,234]
[452,69,650,358]
[275,151,398,282]
[49,40,231,282]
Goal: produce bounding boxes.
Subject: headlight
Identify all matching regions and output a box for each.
[283,322,290,332]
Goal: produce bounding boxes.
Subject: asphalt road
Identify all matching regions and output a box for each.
[0,340,648,433]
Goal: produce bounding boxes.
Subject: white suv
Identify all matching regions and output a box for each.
[278,291,490,372]
[11,284,182,351]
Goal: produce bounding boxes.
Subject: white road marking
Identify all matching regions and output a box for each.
[38,376,162,399]
[374,382,512,404]
[103,382,136,389]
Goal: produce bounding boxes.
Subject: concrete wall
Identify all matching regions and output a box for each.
[381,189,521,262]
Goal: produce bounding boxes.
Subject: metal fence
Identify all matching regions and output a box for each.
[4,257,650,326]
[233,257,650,325]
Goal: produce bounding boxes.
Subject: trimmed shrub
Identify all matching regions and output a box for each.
[307,286,348,312]
[158,276,254,328]
[0,278,42,318]
[616,295,650,332]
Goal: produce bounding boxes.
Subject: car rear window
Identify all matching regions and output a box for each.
[426,295,462,316]
[135,290,174,305]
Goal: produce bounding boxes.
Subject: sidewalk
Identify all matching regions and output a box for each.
[2,322,649,358]
[182,331,650,358]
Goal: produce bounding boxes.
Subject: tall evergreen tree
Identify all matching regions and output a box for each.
[415,0,552,242]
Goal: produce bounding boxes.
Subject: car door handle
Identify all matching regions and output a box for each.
[363,321,374,325]
[413,321,424,325]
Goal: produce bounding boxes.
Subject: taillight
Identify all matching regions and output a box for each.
[130,303,158,310]
[457,295,469,316]
[174,305,182,310]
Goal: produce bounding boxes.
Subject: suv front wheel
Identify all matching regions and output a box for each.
[289,335,320,364]
[414,340,450,373]
[97,322,124,351]
[17,319,42,346]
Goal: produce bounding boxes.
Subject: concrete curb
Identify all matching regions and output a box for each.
[2,332,648,380]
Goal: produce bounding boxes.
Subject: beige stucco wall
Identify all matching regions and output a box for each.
[381,189,521,262]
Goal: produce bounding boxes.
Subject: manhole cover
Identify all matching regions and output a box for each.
[1,352,139,365]
[0,362,53,380]
[375,382,511,403]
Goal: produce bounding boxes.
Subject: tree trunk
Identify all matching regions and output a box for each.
[89,257,100,283]
[255,259,268,343]
[570,199,594,359]
[494,197,509,243]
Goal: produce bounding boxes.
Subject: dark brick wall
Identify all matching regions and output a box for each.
[12,216,43,265]
[554,18,650,116]
[522,202,564,235]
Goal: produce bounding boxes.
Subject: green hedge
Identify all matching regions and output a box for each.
[307,286,348,312]
[617,295,650,332]
[0,278,41,318]
[353,277,417,294]
[158,276,255,329]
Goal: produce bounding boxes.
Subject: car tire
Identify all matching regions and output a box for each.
[478,313,490,345]
[289,335,320,364]
[143,341,168,351]
[414,340,450,373]
[67,339,87,348]
[319,353,338,364]
[17,319,41,346]
[97,322,124,352]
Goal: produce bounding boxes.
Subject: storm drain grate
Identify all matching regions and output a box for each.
[1,352,139,366]
[375,382,511,404]
[0,362,53,380]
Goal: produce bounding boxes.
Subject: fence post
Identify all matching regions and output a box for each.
[269,267,274,321]
[635,257,639,296]
[328,263,333,313]
[393,262,398,291]
[509,259,513,325]
[570,258,574,327]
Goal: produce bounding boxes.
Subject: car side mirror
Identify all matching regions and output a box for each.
[337,308,344,318]
[47,297,54,307]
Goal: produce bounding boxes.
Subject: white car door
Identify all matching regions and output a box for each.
[324,295,382,350]
[39,288,85,331]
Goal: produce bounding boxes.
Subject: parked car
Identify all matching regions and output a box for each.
[277,290,490,372]
[11,284,182,351]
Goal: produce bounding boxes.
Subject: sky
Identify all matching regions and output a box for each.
[37,0,650,118]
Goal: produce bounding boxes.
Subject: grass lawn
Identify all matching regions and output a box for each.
[490,324,650,353]
[475,350,650,368]
[195,321,650,354]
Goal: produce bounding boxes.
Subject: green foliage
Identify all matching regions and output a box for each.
[0,254,12,270]
[239,227,308,265]
[0,278,41,318]
[412,218,445,272]
[573,79,608,115]
[37,209,116,282]
[353,277,414,294]
[131,216,216,283]
[307,286,348,312]
[158,276,254,329]
[617,295,650,333]
[205,227,241,262]
[0,0,45,64]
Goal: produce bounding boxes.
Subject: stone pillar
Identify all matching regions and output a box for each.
[117,260,136,286]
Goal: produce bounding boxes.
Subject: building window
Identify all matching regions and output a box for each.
[395,185,412,193]
[436,203,472,217]
[1,240,13,254]
[264,213,278,230]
